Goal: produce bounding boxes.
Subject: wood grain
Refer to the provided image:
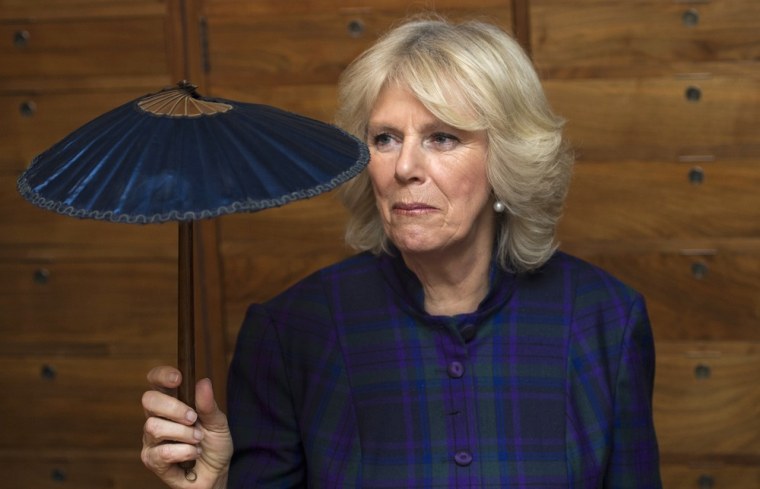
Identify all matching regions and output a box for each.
[559,160,760,241]
[0,260,177,357]
[530,0,760,77]
[654,341,760,458]
[543,73,760,161]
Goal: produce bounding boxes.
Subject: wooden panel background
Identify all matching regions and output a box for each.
[0,1,182,487]
[1,0,758,487]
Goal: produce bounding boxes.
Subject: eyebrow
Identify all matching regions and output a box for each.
[366,120,454,134]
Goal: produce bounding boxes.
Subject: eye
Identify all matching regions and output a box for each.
[429,132,460,149]
[370,132,396,151]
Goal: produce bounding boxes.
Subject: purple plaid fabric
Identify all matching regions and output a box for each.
[227,250,661,488]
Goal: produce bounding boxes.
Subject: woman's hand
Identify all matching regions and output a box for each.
[141,366,233,489]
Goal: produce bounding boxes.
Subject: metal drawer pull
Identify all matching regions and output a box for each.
[682,9,700,27]
[694,363,711,380]
[688,167,704,185]
[40,364,57,380]
[51,468,66,482]
[20,100,37,117]
[33,268,50,284]
[698,474,714,489]
[691,262,708,280]
[347,19,365,38]
[685,86,702,102]
[13,29,30,47]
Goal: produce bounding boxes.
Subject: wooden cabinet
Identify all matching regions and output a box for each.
[0,1,181,487]
[538,0,760,484]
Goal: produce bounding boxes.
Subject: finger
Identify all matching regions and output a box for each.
[147,366,182,394]
[142,390,198,426]
[194,378,228,432]
[141,441,202,478]
[143,416,204,446]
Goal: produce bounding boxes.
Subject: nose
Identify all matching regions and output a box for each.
[394,141,425,183]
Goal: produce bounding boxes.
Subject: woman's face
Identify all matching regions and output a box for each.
[367,84,495,259]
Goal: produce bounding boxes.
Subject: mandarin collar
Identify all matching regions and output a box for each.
[377,247,516,326]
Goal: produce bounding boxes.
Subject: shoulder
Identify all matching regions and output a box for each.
[264,251,382,308]
[531,250,643,307]
[524,251,650,355]
[243,251,383,334]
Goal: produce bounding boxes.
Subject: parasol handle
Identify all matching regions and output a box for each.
[178,221,197,477]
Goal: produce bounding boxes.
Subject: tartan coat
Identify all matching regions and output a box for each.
[227,250,662,488]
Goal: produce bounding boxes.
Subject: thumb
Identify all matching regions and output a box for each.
[194,378,228,432]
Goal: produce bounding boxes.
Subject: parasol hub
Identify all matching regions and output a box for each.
[138,81,233,118]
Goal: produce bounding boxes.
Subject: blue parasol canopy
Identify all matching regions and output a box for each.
[17,82,369,223]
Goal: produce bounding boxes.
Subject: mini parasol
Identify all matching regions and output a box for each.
[16,81,369,476]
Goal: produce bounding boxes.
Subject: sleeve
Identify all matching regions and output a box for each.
[603,295,662,488]
[226,304,306,488]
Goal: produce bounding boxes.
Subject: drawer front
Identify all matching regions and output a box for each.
[560,247,760,341]
[0,260,176,356]
[0,17,170,81]
[1,175,177,259]
[0,90,166,173]
[531,0,760,76]
[203,1,512,108]
[4,453,168,489]
[0,1,166,20]
[0,356,172,450]
[661,462,760,489]
[543,73,760,161]
[558,161,760,241]
[654,342,760,457]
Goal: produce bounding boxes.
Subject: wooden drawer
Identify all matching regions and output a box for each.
[0,16,170,85]
[0,90,169,173]
[0,356,172,450]
[654,341,760,458]
[0,174,177,259]
[0,1,166,21]
[219,192,351,345]
[530,0,760,77]
[558,160,760,241]
[661,462,760,489]
[0,260,176,356]
[543,73,760,161]
[203,0,512,93]
[560,245,760,341]
[4,451,167,489]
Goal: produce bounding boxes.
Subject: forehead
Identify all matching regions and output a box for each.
[369,82,478,131]
[369,85,438,123]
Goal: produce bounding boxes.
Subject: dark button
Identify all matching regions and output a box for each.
[460,323,476,342]
[454,450,473,467]
[447,361,464,378]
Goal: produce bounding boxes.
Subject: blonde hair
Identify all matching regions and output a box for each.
[337,17,573,273]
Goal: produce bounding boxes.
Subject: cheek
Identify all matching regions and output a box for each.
[366,158,392,197]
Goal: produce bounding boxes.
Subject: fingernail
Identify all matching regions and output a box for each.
[169,372,180,384]
[186,410,198,423]
[193,428,204,441]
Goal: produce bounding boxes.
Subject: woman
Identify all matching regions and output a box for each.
[142,17,661,488]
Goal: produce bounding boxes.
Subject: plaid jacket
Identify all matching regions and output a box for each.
[227,251,661,488]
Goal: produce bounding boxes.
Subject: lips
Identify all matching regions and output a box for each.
[392,202,436,213]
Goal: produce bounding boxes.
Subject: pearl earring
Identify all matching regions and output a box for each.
[493,200,506,213]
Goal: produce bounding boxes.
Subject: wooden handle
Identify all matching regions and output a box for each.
[178,221,196,473]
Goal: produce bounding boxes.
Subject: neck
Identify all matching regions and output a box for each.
[402,246,492,316]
